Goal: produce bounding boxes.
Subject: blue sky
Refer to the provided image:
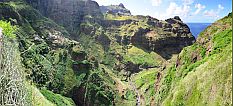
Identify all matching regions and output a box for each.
[94,0,232,23]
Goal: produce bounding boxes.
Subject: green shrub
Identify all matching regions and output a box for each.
[40,89,75,106]
[211,30,232,55]
[125,90,136,100]
[0,20,16,38]
[123,46,159,67]
[159,66,176,100]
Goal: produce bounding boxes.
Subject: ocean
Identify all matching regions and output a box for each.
[187,23,212,38]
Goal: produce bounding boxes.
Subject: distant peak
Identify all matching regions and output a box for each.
[174,16,181,21]
[119,3,125,8]
[100,3,131,15]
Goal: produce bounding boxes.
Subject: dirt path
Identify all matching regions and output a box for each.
[129,79,146,106]
[100,64,142,105]
[100,64,149,106]
[129,80,140,106]
[152,61,170,105]
[155,71,162,93]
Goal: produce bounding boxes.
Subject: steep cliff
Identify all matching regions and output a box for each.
[130,16,195,59]
[26,0,103,33]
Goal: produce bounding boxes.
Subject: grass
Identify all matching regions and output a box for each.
[163,44,232,105]
[0,22,30,105]
[131,68,159,105]
[123,46,163,67]
[161,15,232,105]
[40,89,75,106]
[1,1,231,105]
[104,14,133,21]
[132,68,158,89]
[211,30,232,55]
[28,84,56,106]
[118,20,150,36]
[6,1,69,37]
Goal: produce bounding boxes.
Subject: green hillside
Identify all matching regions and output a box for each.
[0,0,231,106]
[157,13,232,105]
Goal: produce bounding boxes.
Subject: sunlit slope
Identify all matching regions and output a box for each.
[156,13,232,106]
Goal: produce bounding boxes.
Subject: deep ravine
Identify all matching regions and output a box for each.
[0,0,231,106]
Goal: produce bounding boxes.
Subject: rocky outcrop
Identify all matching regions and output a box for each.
[83,15,195,60]
[112,16,195,59]
[95,34,111,51]
[100,3,131,16]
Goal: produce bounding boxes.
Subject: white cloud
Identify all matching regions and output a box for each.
[203,4,224,18]
[182,0,194,5]
[166,2,177,16]
[151,0,162,6]
[194,3,205,15]
[166,2,191,17]
[203,10,218,18]
[153,2,191,20]
[218,4,224,12]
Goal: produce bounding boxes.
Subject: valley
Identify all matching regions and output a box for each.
[0,0,232,106]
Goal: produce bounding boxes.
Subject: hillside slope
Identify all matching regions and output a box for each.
[0,1,117,105]
[154,13,232,106]
[0,20,29,106]
[0,0,231,106]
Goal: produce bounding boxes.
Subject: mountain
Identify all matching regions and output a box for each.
[0,0,231,106]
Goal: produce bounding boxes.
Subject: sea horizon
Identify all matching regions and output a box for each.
[187,23,212,38]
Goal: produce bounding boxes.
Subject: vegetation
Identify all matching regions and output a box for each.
[0,20,29,105]
[131,68,158,105]
[155,12,232,105]
[40,89,75,106]
[0,20,16,38]
[0,0,231,105]
[29,84,56,106]
[124,46,163,67]
[104,14,133,20]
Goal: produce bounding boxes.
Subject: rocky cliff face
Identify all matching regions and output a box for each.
[131,16,195,59]
[26,0,103,32]
[89,15,195,60]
